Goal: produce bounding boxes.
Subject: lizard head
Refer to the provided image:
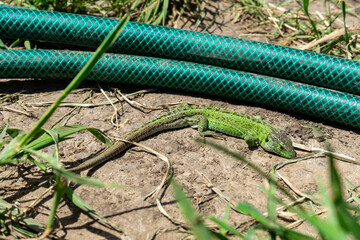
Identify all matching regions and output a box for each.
[260,129,296,158]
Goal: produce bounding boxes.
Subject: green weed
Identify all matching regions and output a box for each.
[170,138,360,239]
[8,0,202,26]
[0,10,129,237]
[228,0,360,59]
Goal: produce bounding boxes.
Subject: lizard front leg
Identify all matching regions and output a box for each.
[186,115,220,137]
[244,135,259,147]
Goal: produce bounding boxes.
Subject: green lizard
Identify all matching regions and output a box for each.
[67,104,296,172]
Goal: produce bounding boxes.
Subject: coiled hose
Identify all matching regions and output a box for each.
[0,6,359,129]
[1,49,360,129]
[1,5,360,95]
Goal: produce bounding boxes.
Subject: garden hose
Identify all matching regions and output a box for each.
[1,5,360,95]
[1,49,359,129]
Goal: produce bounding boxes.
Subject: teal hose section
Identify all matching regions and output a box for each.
[1,5,360,95]
[1,49,359,129]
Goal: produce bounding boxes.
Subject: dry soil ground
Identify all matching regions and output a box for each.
[1,1,360,239]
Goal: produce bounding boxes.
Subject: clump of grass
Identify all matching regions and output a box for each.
[228,0,360,59]
[0,10,129,238]
[0,198,46,238]
[167,138,360,239]
[7,0,203,26]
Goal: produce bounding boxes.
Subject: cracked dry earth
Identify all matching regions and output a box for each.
[1,1,360,239]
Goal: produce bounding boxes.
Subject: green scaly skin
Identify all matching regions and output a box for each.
[67,104,296,172]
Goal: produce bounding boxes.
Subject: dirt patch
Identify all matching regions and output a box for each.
[2,80,360,239]
[1,1,360,239]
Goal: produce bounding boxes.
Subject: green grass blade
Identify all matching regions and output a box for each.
[235,201,273,226]
[342,1,349,44]
[150,0,160,23]
[194,138,298,204]
[22,124,112,171]
[65,186,123,231]
[350,194,360,205]
[142,1,157,23]
[25,124,112,150]
[0,134,24,165]
[0,198,45,234]
[302,0,319,38]
[11,221,40,238]
[209,216,244,238]
[9,39,21,48]
[171,179,213,240]
[161,0,169,25]
[244,228,256,240]
[219,204,230,236]
[313,183,350,239]
[267,167,277,239]
[43,129,60,158]
[236,201,314,239]
[24,40,31,49]
[267,167,277,223]
[0,38,5,49]
[0,121,9,147]
[26,153,48,172]
[195,138,320,239]
[5,127,27,138]
[17,14,129,149]
[327,151,360,238]
[21,147,122,188]
[2,124,112,168]
[344,178,360,205]
[45,176,66,233]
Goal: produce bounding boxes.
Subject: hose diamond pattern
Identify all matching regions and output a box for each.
[1,6,360,94]
[1,49,359,128]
